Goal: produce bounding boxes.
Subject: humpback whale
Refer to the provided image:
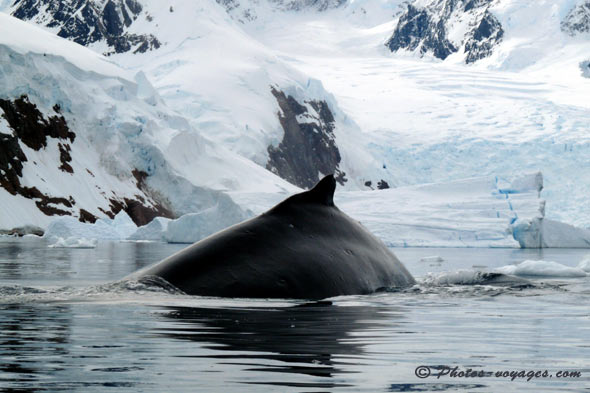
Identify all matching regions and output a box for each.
[133,175,416,299]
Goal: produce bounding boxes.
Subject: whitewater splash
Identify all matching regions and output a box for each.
[0,276,185,305]
[2,259,587,304]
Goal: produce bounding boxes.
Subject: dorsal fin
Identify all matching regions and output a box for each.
[306,174,336,206]
[271,175,336,213]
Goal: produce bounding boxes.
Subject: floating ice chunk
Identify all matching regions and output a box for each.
[419,255,444,263]
[511,218,590,248]
[20,234,43,242]
[48,237,97,248]
[577,256,590,273]
[44,211,137,241]
[495,260,588,278]
[128,217,172,241]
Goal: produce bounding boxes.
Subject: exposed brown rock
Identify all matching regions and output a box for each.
[123,197,173,226]
[0,96,173,226]
[0,96,75,151]
[79,209,98,224]
[58,143,74,173]
[101,196,174,227]
[131,168,148,189]
[267,87,347,189]
[0,96,76,218]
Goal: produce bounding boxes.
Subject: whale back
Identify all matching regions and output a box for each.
[137,175,415,299]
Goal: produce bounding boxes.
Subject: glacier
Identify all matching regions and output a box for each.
[0,12,287,233]
[2,0,590,248]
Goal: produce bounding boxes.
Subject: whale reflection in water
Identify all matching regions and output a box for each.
[153,302,401,389]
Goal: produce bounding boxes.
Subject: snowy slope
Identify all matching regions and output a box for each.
[0,13,294,231]
[229,172,564,248]
[6,0,395,190]
[4,0,590,246]
[228,0,590,230]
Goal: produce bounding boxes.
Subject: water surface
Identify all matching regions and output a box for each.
[0,240,588,392]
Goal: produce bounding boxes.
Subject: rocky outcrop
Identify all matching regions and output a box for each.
[386,0,503,64]
[267,88,347,189]
[561,1,590,35]
[0,95,174,227]
[0,96,77,217]
[11,0,161,55]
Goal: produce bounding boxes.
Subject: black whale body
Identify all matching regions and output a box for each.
[134,175,416,299]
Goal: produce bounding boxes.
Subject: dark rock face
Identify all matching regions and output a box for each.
[11,0,161,55]
[0,96,75,151]
[386,0,503,64]
[267,88,347,189]
[464,10,503,63]
[0,95,174,226]
[562,1,590,35]
[387,4,457,60]
[377,180,390,190]
[0,96,77,217]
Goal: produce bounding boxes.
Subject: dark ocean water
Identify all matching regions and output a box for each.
[0,239,588,392]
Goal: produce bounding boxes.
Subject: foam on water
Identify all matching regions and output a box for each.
[0,277,184,305]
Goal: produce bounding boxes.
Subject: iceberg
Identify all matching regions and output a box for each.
[48,237,97,249]
[511,218,590,248]
[127,217,171,241]
[44,212,137,241]
[495,260,588,278]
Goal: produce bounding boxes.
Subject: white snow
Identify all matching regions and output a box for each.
[0,12,287,232]
[3,0,590,248]
[231,173,560,248]
[227,0,590,230]
[495,260,588,278]
[0,13,124,78]
[0,116,12,135]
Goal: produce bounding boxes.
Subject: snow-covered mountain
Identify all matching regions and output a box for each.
[2,0,590,246]
[5,0,393,191]
[386,0,504,64]
[561,0,590,35]
[0,13,293,231]
[218,0,590,231]
[11,0,161,55]
[385,0,590,71]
